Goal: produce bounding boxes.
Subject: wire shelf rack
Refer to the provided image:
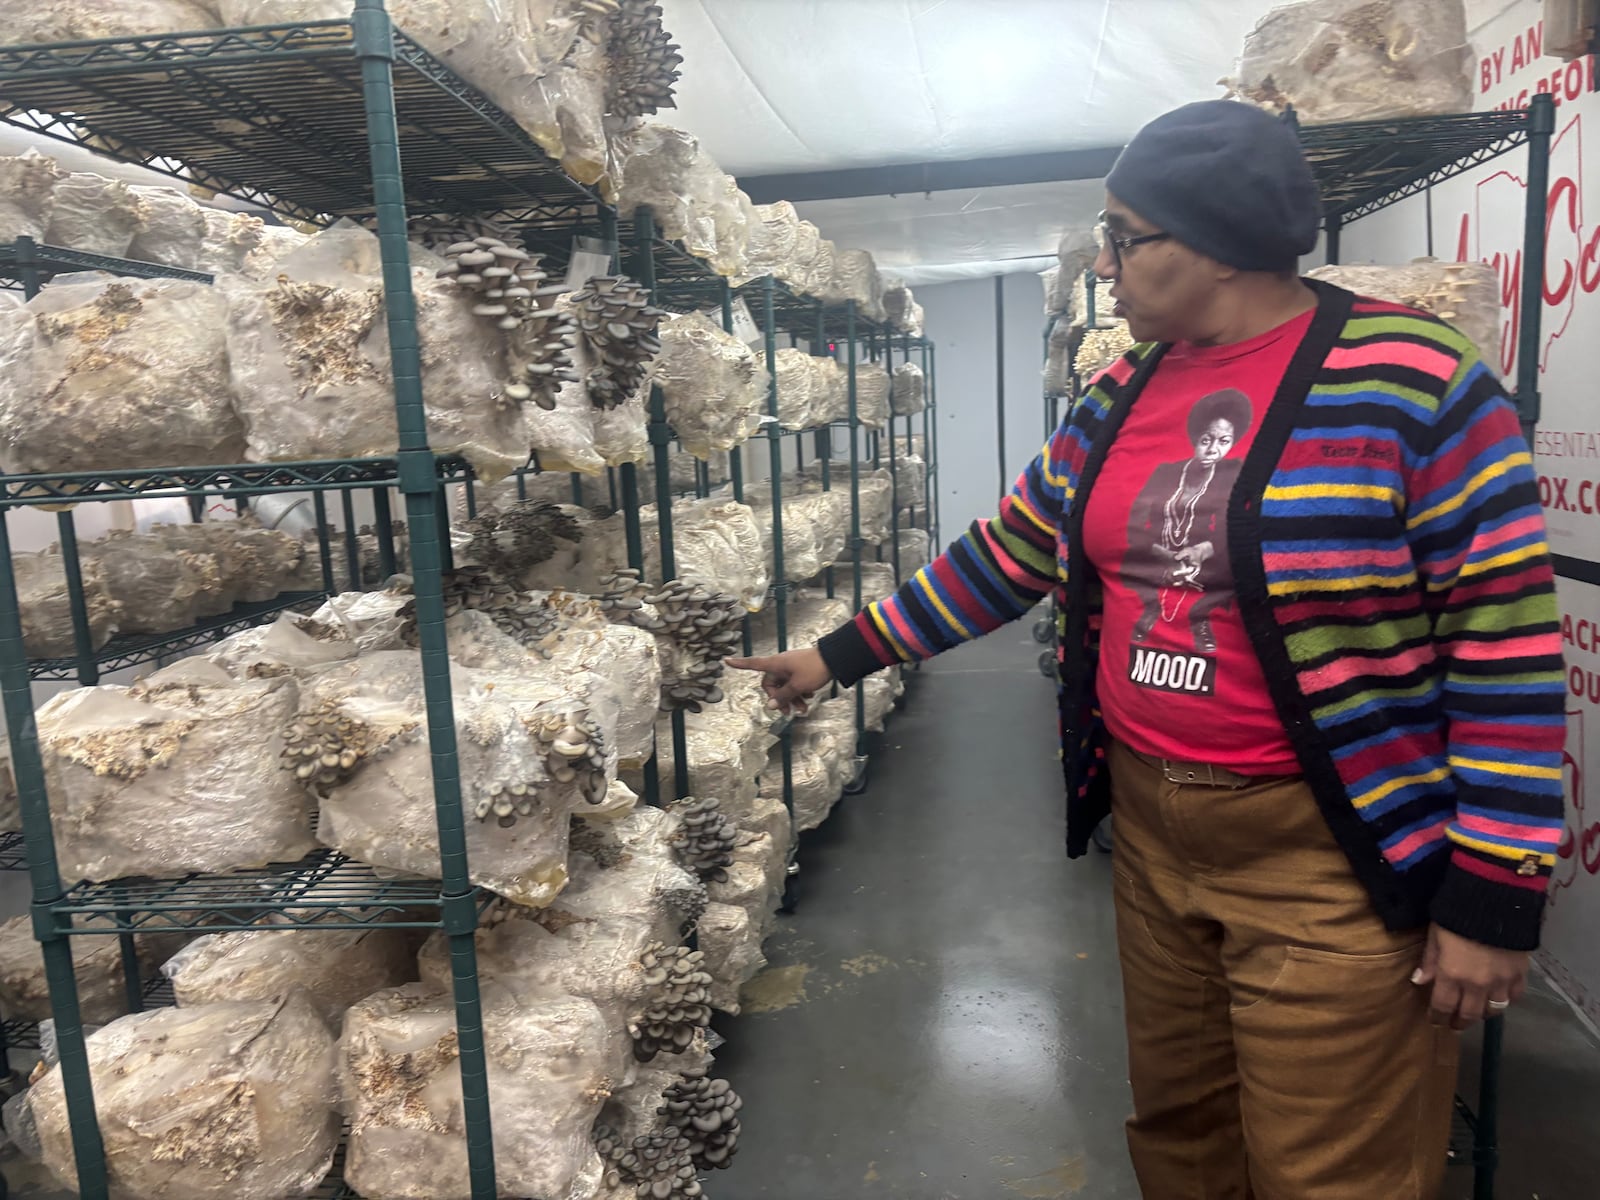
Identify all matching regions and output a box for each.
[1299,108,1532,221]
[52,849,450,935]
[0,831,25,872]
[0,455,475,508]
[0,241,214,287]
[27,590,327,681]
[0,21,599,228]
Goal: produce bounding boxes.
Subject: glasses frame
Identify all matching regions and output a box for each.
[1097,210,1172,269]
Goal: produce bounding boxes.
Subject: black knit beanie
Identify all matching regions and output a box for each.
[1106,100,1321,272]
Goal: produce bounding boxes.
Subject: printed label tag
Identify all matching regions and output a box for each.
[1127,646,1217,696]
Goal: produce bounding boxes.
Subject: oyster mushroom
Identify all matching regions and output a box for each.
[605,0,684,120]
[668,797,736,884]
[659,1070,742,1172]
[630,942,714,1063]
[594,1124,702,1200]
[572,274,664,411]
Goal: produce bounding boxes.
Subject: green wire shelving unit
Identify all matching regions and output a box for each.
[0,5,941,1197]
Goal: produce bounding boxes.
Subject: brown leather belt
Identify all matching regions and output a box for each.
[1123,744,1300,790]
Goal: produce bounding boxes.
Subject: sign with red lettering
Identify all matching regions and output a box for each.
[1339,0,1600,1028]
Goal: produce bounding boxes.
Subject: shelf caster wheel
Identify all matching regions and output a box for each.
[1032,616,1053,644]
[779,862,801,914]
[1092,816,1114,854]
[1038,650,1056,679]
[843,757,868,796]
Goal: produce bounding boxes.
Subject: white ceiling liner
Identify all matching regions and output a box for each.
[663,0,1272,173]
[659,0,1277,278]
[793,178,1106,285]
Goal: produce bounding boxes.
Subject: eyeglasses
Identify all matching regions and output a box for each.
[1096,211,1171,269]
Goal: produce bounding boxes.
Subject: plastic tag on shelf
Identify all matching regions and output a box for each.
[728,296,762,345]
[565,236,614,289]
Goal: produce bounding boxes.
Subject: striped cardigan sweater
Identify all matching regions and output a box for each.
[819,282,1566,950]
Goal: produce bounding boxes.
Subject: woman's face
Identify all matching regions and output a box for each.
[1194,418,1235,465]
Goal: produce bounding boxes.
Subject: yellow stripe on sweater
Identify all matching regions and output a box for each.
[1456,542,1548,582]
[1268,573,1413,596]
[1450,756,1562,782]
[1448,831,1556,867]
[1264,483,1400,503]
[1353,765,1451,809]
[1010,491,1054,536]
[868,606,911,661]
[914,576,974,641]
[1407,453,1530,530]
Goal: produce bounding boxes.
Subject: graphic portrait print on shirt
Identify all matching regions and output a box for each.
[1121,388,1252,696]
[1079,306,1309,771]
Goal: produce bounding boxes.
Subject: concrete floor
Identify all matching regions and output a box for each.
[713,632,1600,1200]
[3,631,1598,1198]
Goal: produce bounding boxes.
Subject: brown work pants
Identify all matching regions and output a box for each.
[1108,740,1459,1200]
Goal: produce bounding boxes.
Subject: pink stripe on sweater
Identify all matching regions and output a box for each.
[1457,813,1563,845]
[1423,513,1545,580]
[1302,643,1436,691]
[881,598,934,660]
[1324,339,1458,378]
[977,520,1043,588]
[1444,633,1557,662]
[1103,355,1138,386]
[1265,545,1414,571]
[1384,818,1451,865]
[1452,849,1550,892]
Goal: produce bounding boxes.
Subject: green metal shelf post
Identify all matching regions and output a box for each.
[373,486,399,579]
[313,492,338,593]
[1516,93,1554,438]
[846,303,867,751]
[340,488,363,589]
[814,301,836,600]
[353,3,494,1195]
[632,209,689,804]
[921,338,935,542]
[761,278,795,825]
[886,336,901,586]
[720,282,754,659]
[0,510,109,1193]
[929,341,941,547]
[54,512,100,686]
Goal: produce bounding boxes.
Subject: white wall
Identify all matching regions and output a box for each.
[916,270,1059,541]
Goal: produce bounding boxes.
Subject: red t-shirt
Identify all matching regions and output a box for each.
[1081,310,1314,774]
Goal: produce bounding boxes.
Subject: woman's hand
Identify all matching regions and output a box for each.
[725,648,833,715]
[1412,925,1529,1029]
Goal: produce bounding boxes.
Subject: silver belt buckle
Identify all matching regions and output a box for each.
[1164,758,1217,787]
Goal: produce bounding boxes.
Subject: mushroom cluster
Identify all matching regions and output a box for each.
[606,0,684,119]
[594,1124,702,1200]
[573,275,664,410]
[668,797,735,884]
[631,942,713,1062]
[456,501,581,577]
[435,235,580,410]
[597,571,743,712]
[396,570,562,657]
[526,706,611,808]
[660,1070,742,1172]
[279,699,413,798]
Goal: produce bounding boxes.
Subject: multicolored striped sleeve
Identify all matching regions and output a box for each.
[816,417,1073,687]
[1405,352,1566,950]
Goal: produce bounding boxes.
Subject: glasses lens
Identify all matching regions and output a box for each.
[1097,223,1120,268]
